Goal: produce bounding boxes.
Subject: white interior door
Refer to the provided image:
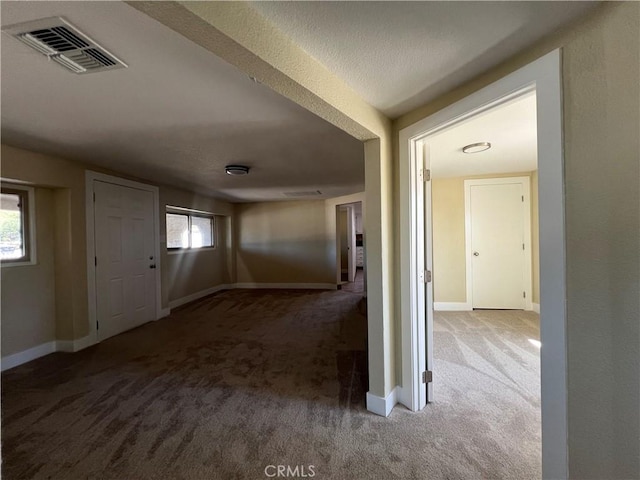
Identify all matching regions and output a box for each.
[417,140,434,407]
[469,182,526,309]
[347,206,356,282]
[94,181,157,341]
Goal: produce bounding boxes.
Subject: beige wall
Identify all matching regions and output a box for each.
[395,3,639,477]
[1,187,57,356]
[1,144,235,356]
[1,145,89,342]
[159,185,234,305]
[235,200,334,284]
[432,172,540,304]
[432,177,466,303]
[235,194,366,288]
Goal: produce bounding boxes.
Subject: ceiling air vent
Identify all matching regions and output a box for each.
[283,191,323,197]
[3,17,127,74]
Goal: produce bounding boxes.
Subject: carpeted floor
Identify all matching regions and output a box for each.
[340,269,365,293]
[1,288,540,479]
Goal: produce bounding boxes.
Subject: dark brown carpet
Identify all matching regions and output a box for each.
[2,289,540,479]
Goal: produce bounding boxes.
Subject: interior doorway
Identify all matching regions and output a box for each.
[399,50,568,479]
[336,201,364,293]
[86,171,163,345]
[419,92,542,472]
[94,180,157,341]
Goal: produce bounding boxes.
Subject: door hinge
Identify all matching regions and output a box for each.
[424,270,432,283]
[93,192,96,202]
[422,370,433,383]
[96,321,99,331]
[95,256,97,267]
[523,243,525,250]
[522,195,524,202]
[419,168,431,182]
[523,291,526,298]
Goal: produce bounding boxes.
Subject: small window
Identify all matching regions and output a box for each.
[0,187,31,263]
[166,208,215,250]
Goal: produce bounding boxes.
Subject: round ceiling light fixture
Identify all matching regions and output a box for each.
[462,142,491,154]
[225,165,250,176]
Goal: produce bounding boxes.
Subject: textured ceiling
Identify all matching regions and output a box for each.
[429,92,537,178]
[1,1,364,202]
[250,1,599,118]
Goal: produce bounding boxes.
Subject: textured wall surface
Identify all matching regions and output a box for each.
[395,3,639,477]
[1,188,56,356]
[160,185,234,305]
[1,145,88,341]
[235,200,334,285]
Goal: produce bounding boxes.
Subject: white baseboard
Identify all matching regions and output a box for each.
[57,334,95,353]
[1,341,57,371]
[1,334,100,371]
[531,302,540,313]
[235,283,336,290]
[56,340,75,352]
[168,284,234,309]
[159,307,171,319]
[434,302,471,311]
[71,335,96,352]
[366,387,398,417]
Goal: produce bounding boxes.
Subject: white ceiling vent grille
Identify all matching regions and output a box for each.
[283,190,323,197]
[3,17,127,74]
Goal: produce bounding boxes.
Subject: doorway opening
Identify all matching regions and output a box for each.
[425,89,541,473]
[86,171,163,345]
[335,201,364,294]
[399,50,567,479]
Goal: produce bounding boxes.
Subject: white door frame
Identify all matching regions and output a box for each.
[464,176,532,311]
[399,49,567,479]
[85,171,162,345]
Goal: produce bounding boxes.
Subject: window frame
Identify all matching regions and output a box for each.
[166,207,216,252]
[0,184,36,267]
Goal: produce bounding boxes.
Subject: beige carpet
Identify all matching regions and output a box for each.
[1,288,540,479]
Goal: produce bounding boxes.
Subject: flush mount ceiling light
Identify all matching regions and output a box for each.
[462,142,491,154]
[225,165,250,176]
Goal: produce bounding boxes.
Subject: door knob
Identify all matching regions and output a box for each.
[473,252,480,256]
